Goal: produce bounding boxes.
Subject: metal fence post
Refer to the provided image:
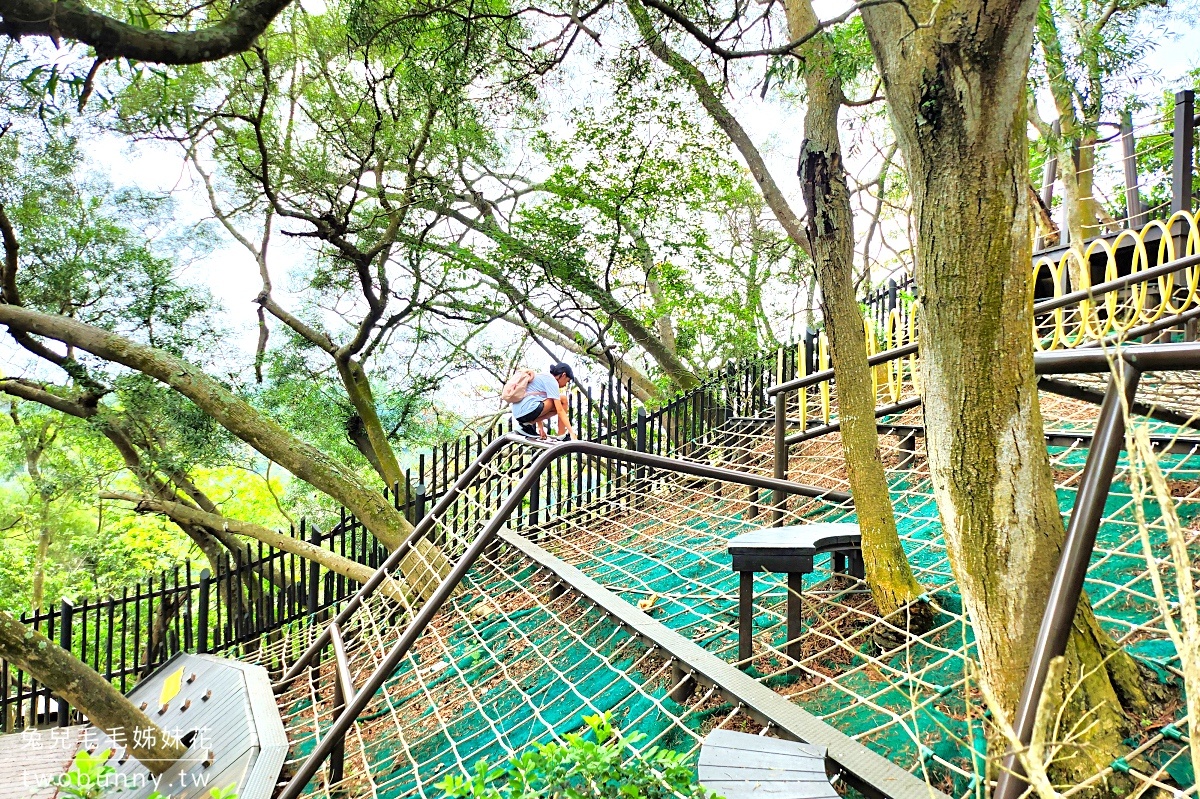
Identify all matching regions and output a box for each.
[414,483,428,526]
[57,599,72,726]
[635,408,647,480]
[307,525,321,618]
[772,391,788,526]
[803,328,816,376]
[1173,89,1195,217]
[529,472,541,528]
[197,569,211,654]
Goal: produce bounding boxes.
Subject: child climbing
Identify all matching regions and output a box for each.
[503,363,578,441]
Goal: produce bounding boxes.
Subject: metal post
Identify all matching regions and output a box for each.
[772,391,788,525]
[1172,89,1195,216]
[887,279,898,313]
[58,599,72,726]
[414,483,428,526]
[1120,110,1146,229]
[738,571,754,665]
[994,364,1142,799]
[635,407,647,453]
[198,569,211,654]
[307,527,320,617]
[1040,120,1060,250]
[669,662,695,703]
[328,624,352,787]
[528,472,540,528]
[786,574,802,676]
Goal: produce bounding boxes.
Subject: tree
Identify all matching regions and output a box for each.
[6,403,64,613]
[1030,0,1165,258]
[857,0,1154,785]
[114,0,525,488]
[784,2,925,624]
[624,0,926,619]
[0,128,442,590]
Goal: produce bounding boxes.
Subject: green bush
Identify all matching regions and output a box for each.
[437,713,714,799]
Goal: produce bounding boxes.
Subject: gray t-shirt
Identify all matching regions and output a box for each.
[511,374,560,420]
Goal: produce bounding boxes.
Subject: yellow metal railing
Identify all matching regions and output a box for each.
[791,210,1200,427]
[1032,210,1200,350]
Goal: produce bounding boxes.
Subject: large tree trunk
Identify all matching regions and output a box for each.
[859,1,1150,785]
[0,305,449,599]
[786,0,925,622]
[0,611,186,775]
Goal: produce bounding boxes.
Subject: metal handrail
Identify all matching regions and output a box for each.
[767,249,1200,399]
[976,342,1200,799]
[273,433,519,692]
[326,622,355,784]
[275,435,851,799]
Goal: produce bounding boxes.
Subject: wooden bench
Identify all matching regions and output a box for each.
[726,523,863,670]
[697,729,839,799]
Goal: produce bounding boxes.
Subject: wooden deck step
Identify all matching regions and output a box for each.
[697,729,840,799]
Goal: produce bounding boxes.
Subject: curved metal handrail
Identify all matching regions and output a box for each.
[275,434,851,799]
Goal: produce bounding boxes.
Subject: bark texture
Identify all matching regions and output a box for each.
[336,357,406,489]
[786,0,925,622]
[104,493,428,603]
[0,610,186,774]
[858,1,1149,784]
[0,0,291,64]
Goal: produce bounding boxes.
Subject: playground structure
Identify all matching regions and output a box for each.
[3,93,1200,799]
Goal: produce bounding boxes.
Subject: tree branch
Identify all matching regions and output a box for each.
[102,492,411,602]
[0,0,293,64]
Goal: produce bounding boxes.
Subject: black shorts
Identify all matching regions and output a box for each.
[516,400,550,425]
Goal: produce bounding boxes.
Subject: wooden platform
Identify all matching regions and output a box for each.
[727,523,864,667]
[698,729,839,799]
[0,725,87,799]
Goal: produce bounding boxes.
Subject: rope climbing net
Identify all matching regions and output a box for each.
[237,382,1200,799]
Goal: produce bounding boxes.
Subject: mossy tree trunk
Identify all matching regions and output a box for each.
[336,356,406,489]
[786,0,925,622]
[859,1,1152,785]
[0,611,186,775]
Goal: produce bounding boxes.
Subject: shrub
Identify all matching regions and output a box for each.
[437,713,714,799]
